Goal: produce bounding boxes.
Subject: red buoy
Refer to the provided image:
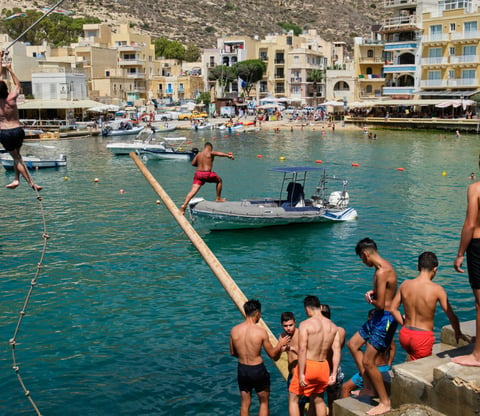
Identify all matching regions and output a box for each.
[397,167,405,171]
[315,160,323,164]
[352,163,360,167]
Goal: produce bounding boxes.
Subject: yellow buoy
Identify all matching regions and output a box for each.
[442,171,447,176]
[280,156,285,161]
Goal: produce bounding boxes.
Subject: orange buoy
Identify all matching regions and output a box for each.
[94,178,99,182]
[397,167,405,171]
[352,163,360,167]
[315,160,323,164]
[257,154,263,159]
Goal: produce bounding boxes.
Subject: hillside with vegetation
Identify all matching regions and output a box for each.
[0,0,386,51]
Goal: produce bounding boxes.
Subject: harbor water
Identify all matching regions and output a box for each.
[0,126,477,415]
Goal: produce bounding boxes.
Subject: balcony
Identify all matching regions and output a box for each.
[117,45,142,52]
[383,64,416,73]
[384,0,417,7]
[383,86,416,94]
[118,59,145,66]
[451,31,480,41]
[422,57,449,65]
[274,59,285,64]
[290,77,303,83]
[382,15,418,31]
[126,72,146,79]
[450,55,478,64]
[420,79,445,88]
[358,74,385,82]
[275,74,285,79]
[448,78,477,87]
[384,42,417,50]
[359,57,384,63]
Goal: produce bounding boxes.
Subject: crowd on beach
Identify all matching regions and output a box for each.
[229,236,479,416]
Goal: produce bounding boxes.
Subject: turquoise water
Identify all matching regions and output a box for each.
[0,127,477,415]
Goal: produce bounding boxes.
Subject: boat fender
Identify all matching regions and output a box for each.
[192,147,199,155]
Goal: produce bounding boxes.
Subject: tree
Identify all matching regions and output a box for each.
[153,37,185,60]
[233,59,266,98]
[208,65,237,97]
[277,22,302,36]
[184,43,200,62]
[197,91,211,106]
[309,69,325,108]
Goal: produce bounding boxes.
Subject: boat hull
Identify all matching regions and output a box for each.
[101,126,144,136]
[189,199,358,230]
[1,156,67,170]
[138,148,195,161]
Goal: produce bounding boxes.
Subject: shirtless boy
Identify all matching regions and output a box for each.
[0,51,41,191]
[453,155,480,366]
[180,142,234,214]
[288,295,341,416]
[392,251,466,361]
[230,299,290,416]
[347,238,398,416]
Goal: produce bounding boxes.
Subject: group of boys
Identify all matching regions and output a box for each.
[230,237,469,416]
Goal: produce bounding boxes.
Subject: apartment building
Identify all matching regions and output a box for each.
[419,0,480,98]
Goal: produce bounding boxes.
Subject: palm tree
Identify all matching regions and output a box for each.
[309,69,324,108]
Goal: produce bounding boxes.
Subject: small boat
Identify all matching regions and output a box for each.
[1,153,67,170]
[151,123,177,133]
[106,127,197,161]
[192,119,213,130]
[101,119,144,136]
[187,166,358,230]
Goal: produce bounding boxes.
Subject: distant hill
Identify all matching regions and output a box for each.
[2,0,386,50]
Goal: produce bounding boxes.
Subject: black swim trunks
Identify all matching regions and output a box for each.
[237,362,270,393]
[466,238,480,289]
[0,127,25,152]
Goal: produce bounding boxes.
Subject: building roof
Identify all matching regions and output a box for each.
[18,99,107,110]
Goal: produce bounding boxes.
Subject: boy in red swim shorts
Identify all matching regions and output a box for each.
[391,251,467,361]
[180,142,234,214]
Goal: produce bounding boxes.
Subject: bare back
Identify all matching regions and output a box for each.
[373,257,397,311]
[230,321,267,365]
[300,315,338,361]
[398,278,445,331]
[467,181,480,238]
[0,87,21,129]
[193,147,214,171]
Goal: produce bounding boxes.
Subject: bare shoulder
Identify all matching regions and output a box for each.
[468,181,480,196]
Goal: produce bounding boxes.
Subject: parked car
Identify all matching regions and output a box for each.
[178,111,209,120]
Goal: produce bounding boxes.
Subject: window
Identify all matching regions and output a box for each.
[449,47,456,56]
[462,69,475,79]
[450,23,456,31]
[293,56,299,64]
[367,49,374,58]
[463,45,477,55]
[428,47,442,64]
[464,21,477,32]
[448,69,455,79]
[430,25,443,40]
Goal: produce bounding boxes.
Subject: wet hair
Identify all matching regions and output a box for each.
[0,81,8,99]
[303,295,321,309]
[281,311,295,322]
[355,237,378,256]
[204,142,213,149]
[320,304,331,319]
[418,251,438,271]
[243,299,261,316]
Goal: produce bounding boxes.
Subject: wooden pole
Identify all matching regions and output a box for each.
[130,152,288,379]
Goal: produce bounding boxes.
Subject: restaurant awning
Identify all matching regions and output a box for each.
[18,99,110,110]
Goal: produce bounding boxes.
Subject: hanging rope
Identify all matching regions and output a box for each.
[9,164,49,416]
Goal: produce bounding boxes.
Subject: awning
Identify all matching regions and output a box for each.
[18,99,110,110]
[416,89,480,98]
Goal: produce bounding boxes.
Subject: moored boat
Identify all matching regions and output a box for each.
[101,119,144,136]
[1,153,67,170]
[187,166,357,230]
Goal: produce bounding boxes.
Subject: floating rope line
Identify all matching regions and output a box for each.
[9,164,49,416]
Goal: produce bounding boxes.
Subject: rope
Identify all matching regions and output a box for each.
[9,163,49,416]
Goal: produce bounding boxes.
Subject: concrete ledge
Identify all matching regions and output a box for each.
[441,320,475,347]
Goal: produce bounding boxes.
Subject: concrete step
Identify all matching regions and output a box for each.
[333,396,446,416]
[440,320,475,347]
[391,343,480,416]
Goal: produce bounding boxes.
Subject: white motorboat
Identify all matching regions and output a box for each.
[187,166,358,230]
[106,127,198,161]
[101,119,144,136]
[1,153,67,170]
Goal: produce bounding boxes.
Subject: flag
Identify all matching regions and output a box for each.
[42,7,73,15]
[4,13,28,20]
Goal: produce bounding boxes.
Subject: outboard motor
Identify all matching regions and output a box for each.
[329,191,349,208]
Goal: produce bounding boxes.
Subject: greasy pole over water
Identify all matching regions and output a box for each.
[130,152,288,379]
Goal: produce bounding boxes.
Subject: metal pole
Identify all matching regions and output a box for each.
[5,0,68,51]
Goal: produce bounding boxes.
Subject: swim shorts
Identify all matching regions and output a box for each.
[326,365,344,397]
[289,360,330,397]
[193,170,220,186]
[358,309,398,352]
[0,127,25,152]
[399,325,435,360]
[237,362,270,393]
[350,364,391,389]
[466,238,480,289]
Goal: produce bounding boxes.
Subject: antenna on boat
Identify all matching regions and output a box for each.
[4,0,68,52]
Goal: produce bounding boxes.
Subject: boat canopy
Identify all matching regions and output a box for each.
[272,166,324,173]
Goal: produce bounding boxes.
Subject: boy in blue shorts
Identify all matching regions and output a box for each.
[347,238,398,416]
